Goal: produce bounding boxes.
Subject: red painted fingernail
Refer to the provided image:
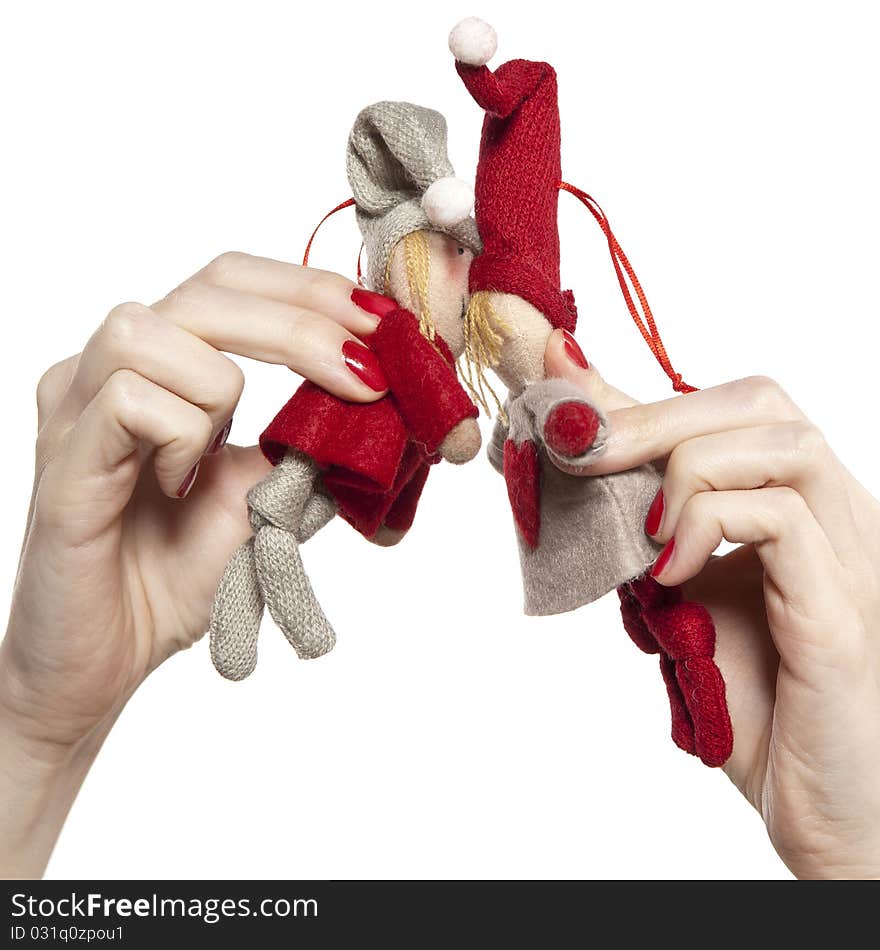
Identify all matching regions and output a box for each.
[351,288,398,319]
[176,462,200,499]
[207,418,232,454]
[651,537,675,578]
[342,340,388,392]
[562,329,589,370]
[645,489,665,536]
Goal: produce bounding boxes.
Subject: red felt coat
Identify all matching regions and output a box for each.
[260,307,478,539]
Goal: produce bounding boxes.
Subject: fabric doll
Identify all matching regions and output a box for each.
[449,19,733,767]
[209,101,482,681]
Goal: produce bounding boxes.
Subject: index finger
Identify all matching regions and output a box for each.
[572,375,806,476]
[191,252,377,338]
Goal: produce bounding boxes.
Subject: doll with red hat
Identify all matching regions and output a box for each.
[449,18,734,767]
[209,101,482,680]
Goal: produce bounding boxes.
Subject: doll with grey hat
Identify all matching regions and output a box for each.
[209,101,483,680]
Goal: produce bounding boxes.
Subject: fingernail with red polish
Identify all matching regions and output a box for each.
[651,537,675,578]
[342,340,388,392]
[645,489,665,536]
[351,288,398,320]
[562,329,589,369]
[207,418,232,455]
[176,462,200,499]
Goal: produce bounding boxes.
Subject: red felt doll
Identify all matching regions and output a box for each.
[449,18,734,767]
[209,101,483,680]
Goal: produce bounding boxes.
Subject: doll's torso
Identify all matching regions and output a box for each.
[489,378,662,616]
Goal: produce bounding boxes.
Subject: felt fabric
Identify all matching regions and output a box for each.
[260,308,477,539]
[543,401,601,459]
[455,59,577,333]
[619,575,734,767]
[382,461,432,533]
[347,101,482,291]
[370,308,478,453]
[502,438,541,549]
[488,378,662,615]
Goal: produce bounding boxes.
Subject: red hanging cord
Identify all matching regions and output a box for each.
[559,181,697,393]
[301,197,364,284]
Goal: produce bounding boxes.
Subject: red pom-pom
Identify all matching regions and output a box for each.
[544,401,600,458]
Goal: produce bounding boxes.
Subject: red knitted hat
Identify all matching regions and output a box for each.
[454,46,577,332]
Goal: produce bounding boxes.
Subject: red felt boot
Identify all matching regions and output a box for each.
[618,576,733,767]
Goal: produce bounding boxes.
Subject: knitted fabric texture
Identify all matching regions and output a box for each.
[210,452,337,680]
[618,575,734,767]
[260,308,478,539]
[455,59,577,332]
[347,101,482,291]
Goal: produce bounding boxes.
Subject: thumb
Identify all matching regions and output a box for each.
[543,329,640,411]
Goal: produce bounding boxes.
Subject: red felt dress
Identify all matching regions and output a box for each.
[260,307,478,540]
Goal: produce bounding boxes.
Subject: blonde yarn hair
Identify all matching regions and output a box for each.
[461,291,510,419]
[385,231,435,341]
[386,234,510,419]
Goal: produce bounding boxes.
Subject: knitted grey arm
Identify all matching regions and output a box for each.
[209,450,338,680]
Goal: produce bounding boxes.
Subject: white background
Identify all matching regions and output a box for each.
[2,1,877,879]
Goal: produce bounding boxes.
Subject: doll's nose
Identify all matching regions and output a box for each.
[543,401,601,459]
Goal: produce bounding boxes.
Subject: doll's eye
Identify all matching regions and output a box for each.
[457,247,465,255]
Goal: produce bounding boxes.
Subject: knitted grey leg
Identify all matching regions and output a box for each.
[209,536,264,681]
[297,491,337,543]
[248,451,337,660]
[253,524,336,659]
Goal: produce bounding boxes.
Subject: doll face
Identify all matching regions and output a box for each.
[485,292,554,394]
[386,230,474,358]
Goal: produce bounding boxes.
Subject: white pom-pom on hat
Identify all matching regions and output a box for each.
[448,17,497,66]
[422,176,475,228]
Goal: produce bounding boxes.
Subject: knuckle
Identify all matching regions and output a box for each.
[101,368,141,411]
[787,421,827,463]
[101,302,153,349]
[278,307,322,364]
[664,439,699,488]
[683,488,715,526]
[220,359,245,404]
[192,359,245,415]
[626,402,668,452]
[740,375,793,415]
[201,250,250,281]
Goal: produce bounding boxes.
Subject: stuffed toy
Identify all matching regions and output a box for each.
[449,18,734,767]
[209,101,482,680]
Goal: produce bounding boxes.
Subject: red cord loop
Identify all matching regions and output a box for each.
[302,197,364,285]
[559,181,698,394]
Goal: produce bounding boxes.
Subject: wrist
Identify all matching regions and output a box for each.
[0,648,115,877]
[0,699,110,878]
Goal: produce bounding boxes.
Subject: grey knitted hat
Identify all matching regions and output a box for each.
[346,101,482,291]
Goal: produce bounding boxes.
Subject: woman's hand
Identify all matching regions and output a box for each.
[545,330,880,879]
[0,252,388,877]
